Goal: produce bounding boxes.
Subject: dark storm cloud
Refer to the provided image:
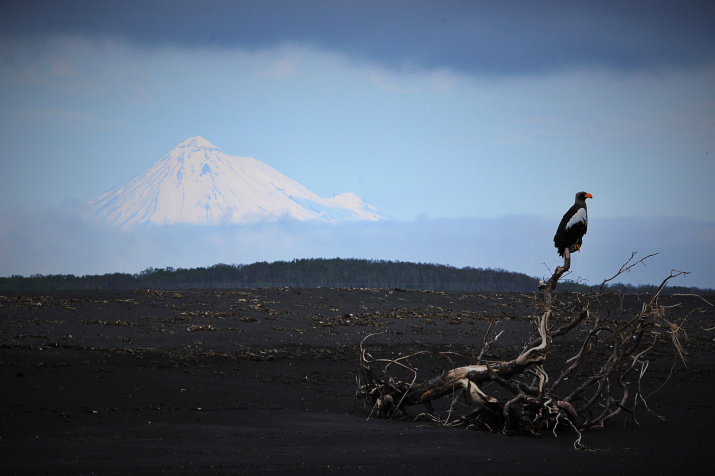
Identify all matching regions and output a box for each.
[3,0,714,75]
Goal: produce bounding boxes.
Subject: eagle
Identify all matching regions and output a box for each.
[554,191,592,257]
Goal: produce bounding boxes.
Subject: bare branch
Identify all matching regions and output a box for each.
[598,252,659,294]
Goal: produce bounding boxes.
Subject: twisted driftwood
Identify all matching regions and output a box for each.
[356,250,695,447]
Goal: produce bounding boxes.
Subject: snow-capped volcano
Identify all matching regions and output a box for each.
[87,136,382,228]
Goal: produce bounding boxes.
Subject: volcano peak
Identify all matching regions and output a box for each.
[88,137,382,228]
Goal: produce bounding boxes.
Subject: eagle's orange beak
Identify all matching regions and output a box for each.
[585,193,593,199]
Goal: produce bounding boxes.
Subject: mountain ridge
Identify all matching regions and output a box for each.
[3,258,710,294]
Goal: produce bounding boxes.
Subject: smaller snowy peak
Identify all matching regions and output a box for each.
[327,192,383,221]
[328,192,368,208]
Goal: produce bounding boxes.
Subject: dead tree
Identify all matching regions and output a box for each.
[356,250,694,446]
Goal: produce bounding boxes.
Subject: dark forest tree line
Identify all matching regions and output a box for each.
[0,258,711,294]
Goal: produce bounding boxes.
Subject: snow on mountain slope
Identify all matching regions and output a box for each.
[87,136,382,228]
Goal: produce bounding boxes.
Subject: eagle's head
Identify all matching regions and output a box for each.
[575,191,593,204]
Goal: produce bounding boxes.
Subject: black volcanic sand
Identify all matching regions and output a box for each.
[1,288,713,475]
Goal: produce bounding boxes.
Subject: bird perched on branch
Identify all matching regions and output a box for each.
[554,191,592,258]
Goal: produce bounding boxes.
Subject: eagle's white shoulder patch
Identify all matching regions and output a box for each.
[565,207,587,230]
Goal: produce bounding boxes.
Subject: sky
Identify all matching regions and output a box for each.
[1,0,714,288]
